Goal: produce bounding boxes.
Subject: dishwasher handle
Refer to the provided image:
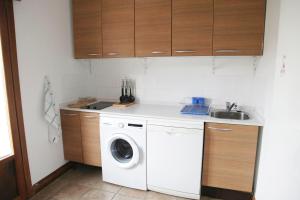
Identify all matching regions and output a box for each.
[148,125,204,135]
[165,131,181,136]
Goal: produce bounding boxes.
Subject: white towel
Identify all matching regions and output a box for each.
[43,76,61,143]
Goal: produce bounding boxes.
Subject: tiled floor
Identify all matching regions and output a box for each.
[30,165,218,200]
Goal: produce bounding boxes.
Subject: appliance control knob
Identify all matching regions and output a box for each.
[118,123,125,128]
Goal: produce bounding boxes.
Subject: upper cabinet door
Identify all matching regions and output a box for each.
[213,0,266,56]
[172,0,213,56]
[73,0,102,59]
[135,0,172,57]
[102,0,135,58]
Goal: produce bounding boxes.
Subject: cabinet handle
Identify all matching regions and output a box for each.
[175,50,196,53]
[151,51,165,54]
[88,53,100,56]
[215,50,239,53]
[63,113,78,117]
[165,131,181,136]
[82,116,98,119]
[107,52,119,56]
[207,126,232,132]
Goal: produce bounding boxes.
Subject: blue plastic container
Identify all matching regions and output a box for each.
[192,97,205,105]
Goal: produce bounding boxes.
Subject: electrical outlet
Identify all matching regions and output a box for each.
[280,55,287,77]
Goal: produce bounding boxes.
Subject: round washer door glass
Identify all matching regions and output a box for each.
[107,134,140,169]
[111,139,133,162]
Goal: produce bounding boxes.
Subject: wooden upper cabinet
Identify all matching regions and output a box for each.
[72,0,266,58]
[73,0,102,59]
[202,123,259,192]
[61,110,83,163]
[135,0,172,57]
[80,112,101,167]
[172,0,213,56]
[102,0,135,58]
[213,0,266,56]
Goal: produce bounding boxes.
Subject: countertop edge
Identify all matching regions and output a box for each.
[60,103,264,127]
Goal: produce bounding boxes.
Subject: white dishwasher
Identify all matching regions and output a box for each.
[147,119,204,200]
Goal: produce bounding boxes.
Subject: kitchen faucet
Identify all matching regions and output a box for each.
[226,102,236,112]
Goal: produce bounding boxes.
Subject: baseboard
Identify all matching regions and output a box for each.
[202,186,253,200]
[31,162,74,196]
[148,185,200,199]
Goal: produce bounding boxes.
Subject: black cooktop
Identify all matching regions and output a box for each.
[81,101,114,110]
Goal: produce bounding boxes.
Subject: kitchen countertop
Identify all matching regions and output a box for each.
[61,102,263,126]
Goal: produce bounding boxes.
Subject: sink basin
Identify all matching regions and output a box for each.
[210,110,250,120]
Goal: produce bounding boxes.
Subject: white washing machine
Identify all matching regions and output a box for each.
[100,115,147,190]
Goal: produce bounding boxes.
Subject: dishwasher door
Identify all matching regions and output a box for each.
[147,124,204,199]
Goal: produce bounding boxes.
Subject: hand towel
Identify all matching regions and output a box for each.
[43,76,61,143]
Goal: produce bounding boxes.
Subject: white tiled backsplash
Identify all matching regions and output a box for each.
[85,56,259,107]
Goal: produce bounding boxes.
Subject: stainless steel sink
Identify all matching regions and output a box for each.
[210,110,250,120]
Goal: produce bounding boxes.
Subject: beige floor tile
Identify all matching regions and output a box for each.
[51,183,90,200]
[29,192,51,200]
[56,169,82,183]
[75,172,101,186]
[76,173,121,193]
[95,181,123,193]
[30,179,68,200]
[30,165,218,200]
[113,194,143,200]
[145,191,178,200]
[118,187,147,199]
[81,188,115,200]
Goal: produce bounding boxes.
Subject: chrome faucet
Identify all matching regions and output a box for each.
[226,102,237,112]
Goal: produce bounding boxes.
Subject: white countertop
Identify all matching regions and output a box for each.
[61,103,263,126]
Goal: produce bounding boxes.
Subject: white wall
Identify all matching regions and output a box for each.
[14,0,261,186]
[87,56,258,107]
[255,0,300,199]
[13,0,90,184]
[251,0,281,118]
[13,1,300,197]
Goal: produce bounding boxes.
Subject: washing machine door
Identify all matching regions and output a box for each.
[107,134,140,169]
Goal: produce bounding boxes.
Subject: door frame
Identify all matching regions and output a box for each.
[0,0,32,199]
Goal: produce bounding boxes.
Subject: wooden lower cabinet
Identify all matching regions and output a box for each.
[61,110,101,166]
[80,112,101,167]
[202,123,259,193]
[61,110,83,163]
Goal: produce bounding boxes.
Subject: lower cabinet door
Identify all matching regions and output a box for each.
[61,110,83,163]
[202,123,259,192]
[80,112,101,167]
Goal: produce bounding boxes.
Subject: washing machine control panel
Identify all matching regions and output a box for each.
[101,117,146,131]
